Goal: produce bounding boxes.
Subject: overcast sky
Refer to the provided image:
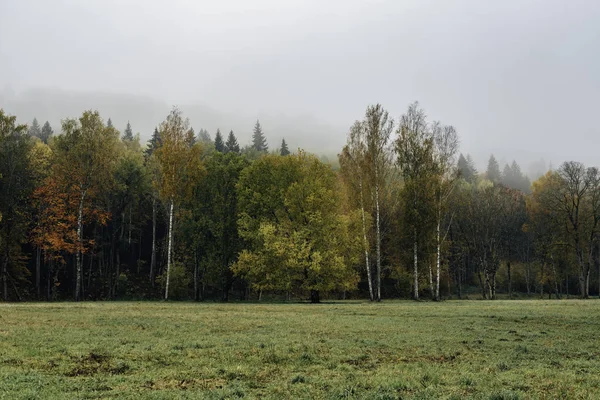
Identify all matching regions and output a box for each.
[1,0,599,170]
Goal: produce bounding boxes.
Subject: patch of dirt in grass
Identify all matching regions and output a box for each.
[65,352,130,377]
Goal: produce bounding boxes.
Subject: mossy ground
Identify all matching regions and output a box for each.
[1,300,599,399]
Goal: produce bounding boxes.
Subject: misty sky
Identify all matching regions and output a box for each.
[1,0,599,170]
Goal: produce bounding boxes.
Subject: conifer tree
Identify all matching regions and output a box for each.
[198,128,211,143]
[145,127,161,157]
[107,118,114,128]
[252,120,268,152]
[225,130,240,154]
[40,121,53,144]
[280,138,290,156]
[487,155,501,183]
[122,121,134,141]
[28,118,41,139]
[214,129,225,152]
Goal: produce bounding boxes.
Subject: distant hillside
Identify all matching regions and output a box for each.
[0,87,346,154]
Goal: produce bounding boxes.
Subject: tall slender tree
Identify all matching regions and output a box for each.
[214,129,225,152]
[28,118,41,139]
[486,155,501,183]
[0,110,34,300]
[41,121,53,144]
[280,138,290,156]
[396,102,434,300]
[225,130,240,154]
[252,120,268,152]
[52,111,119,301]
[122,121,134,141]
[339,121,374,300]
[362,105,394,302]
[431,122,459,300]
[154,107,204,300]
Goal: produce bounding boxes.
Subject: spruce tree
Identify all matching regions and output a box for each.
[198,128,211,143]
[225,130,240,154]
[145,127,161,157]
[107,118,114,128]
[214,129,225,152]
[457,153,476,182]
[28,118,41,139]
[252,120,268,152]
[280,138,290,156]
[40,121,53,144]
[122,121,134,141]
[486,154,501,183]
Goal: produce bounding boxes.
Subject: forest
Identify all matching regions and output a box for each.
[1,102,599,303]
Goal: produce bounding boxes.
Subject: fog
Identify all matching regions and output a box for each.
[1,0,599,172]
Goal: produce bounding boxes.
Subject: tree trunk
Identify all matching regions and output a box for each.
[75,190,86,301]
[310,289,320,304]
[194,250,199,301]
[477,269,486,299]
[36,247,41,298]
[128,207,132,246]
[551,258,560,299]
[428,262,434,299]
[375,179,381,302]
[114,250,120,298]
[164,199,174,300]
[585,265,590,299]
[435,217,441,301]
[47,256,52,301]
[150,196,157,287]
[359,181,374,301]
[525,262,531,296]
[413,228,419,300]
[507,261,512,299]
[2,254,8,301]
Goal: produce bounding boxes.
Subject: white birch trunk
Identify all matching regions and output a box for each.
[359,180,374,301]
[435,214,441,301]
[375,179,381,302]
[164,199,174,300]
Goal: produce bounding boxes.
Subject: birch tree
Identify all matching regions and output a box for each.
[431,123,459,300]
[395,102,434,300]
[363,105,394,301]
[154,107,203,300]
[339,121,374,300]
[52,111,118,301]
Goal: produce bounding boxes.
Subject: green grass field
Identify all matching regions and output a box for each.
[1,300,599,399]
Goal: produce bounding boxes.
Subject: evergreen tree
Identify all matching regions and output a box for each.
[225,130,240,154]
[252,120,268,152]
[198,128,211,143]
[280,138,290,156]
[28,118,41,139]
[122,121,134,141]
[486,154,501,183]
[214,129,225,152]
[145,127,161,157]
[40,121,53,144]
[107,118,114,128]
[457,153,476,182]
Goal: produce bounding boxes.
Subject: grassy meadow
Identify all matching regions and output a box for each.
[1,300,600,399]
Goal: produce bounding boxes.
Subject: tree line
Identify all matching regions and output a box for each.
[0,103,598,302]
